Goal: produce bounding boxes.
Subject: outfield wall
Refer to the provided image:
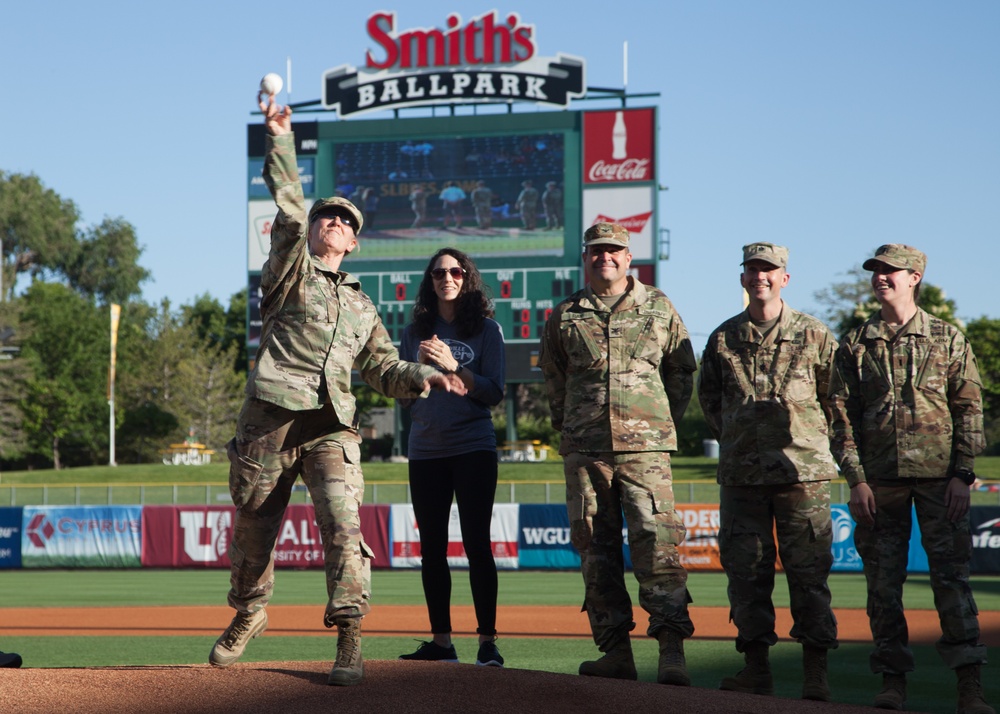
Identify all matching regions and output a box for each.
[2,504,1000,573]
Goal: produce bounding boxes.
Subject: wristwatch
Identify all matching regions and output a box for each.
[951,469,977,486]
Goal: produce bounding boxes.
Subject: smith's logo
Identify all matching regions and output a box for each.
[322,11,584,118]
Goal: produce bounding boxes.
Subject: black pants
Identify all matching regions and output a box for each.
[409,450,499,637]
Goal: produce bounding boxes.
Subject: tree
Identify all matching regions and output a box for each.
[965,317,1000,454]
[18,282,108,468]
[0,172,79,301]
[66,217,150,305]
[0,300,29,464]
[225,288,249,376]
[182,290,250,376]
[814,265,962,338]
[117,299,243,456]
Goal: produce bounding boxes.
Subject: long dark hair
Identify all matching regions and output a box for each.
[412,248,494,339]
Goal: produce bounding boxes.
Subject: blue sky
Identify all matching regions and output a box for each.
[3,1,997,342]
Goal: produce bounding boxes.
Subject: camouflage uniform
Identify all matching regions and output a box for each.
[830,306,986,674]
[542,182,563,230]
[514,182,539,230]
[228,132,438,626]
[698,304,840,653]
[539,276,697,649]
[409,187,428,228]
[470,182,493,229]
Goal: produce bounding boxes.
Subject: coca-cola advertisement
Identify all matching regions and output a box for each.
[583,108,655,184]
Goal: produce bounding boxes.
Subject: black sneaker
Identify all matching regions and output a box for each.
[399,641,459,662]
[476,639,504,667]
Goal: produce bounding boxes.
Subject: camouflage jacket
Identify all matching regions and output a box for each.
[698,305,840,486]
[829,308,984,486]
[470,187,492,207]
[246,132,437,425]
[538,278,696,454]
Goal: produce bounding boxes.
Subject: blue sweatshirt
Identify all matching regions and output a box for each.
[399,316,505,459]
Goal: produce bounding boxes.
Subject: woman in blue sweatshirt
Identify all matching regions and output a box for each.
[398,247,506,667]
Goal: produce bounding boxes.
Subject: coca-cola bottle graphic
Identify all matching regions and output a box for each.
[611,111,627,159]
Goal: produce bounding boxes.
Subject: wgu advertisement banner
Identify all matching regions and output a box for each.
[390,503,519,569]
[517,504,577,569]
[141,504,391,569]
[22,506,141,568]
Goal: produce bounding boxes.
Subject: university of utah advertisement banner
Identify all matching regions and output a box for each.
[140,504,391,569]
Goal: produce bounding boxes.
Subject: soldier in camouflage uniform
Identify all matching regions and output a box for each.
[542,181,563,230]
[830,244,992,714]
[470,180,493,230]
[409,185,428,228]
[698,243,839,701]
[514,180,539,230]
[209,90,466,686]
[539,222,697,686]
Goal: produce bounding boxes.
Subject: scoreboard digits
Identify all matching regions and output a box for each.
[358,267,580,345]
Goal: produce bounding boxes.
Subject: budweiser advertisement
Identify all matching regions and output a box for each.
[583,108,655,184]
[582,185,655,261]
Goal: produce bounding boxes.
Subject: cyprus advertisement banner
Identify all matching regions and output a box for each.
[22,506,142,568]
[390,503,519,569]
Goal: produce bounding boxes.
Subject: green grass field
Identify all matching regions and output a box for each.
[2,569,998,712]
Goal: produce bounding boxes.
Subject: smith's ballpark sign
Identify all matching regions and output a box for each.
[322,10,586,118]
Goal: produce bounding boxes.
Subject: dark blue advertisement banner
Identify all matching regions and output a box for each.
[0,507,22,568]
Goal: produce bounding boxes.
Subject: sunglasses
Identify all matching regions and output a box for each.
[431,267,466,280]
[315,209,357,231]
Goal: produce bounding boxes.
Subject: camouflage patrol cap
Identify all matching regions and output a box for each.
[741,242,788,268]
[862,244,926,273]
[308,197,364,235]
[583,222,630,250]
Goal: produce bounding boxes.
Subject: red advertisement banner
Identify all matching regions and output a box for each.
[583,108,655,184]
[141,504,390,569]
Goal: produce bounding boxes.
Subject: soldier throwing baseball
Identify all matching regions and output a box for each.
[829,244,993,714]
[539,222,697,686]
[209,89,465,686]
[698,242,840,701]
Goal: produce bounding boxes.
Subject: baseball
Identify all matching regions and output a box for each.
[260,73,283,95]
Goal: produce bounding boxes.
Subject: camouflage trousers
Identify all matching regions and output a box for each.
[853,478,986,673]
[226,398,372,626]
[719,482,838,652]
[564,451,693,651]
[473,204,492,228]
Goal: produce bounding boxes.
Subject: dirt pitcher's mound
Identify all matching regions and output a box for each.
[0,660,886,714]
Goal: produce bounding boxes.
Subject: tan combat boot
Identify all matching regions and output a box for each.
[209,610,268,667]
[802,646,831,701]
[720,642,773,695]
[578,639,637,680]
[657,631,690,686]
[956,664,996,714]
[327,617,363,686]
[873,673,907,710]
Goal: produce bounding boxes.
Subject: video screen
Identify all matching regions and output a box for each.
[332,131,567,260]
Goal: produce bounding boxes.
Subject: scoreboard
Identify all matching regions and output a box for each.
[357,266,579,382]
[247,106,658,383]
